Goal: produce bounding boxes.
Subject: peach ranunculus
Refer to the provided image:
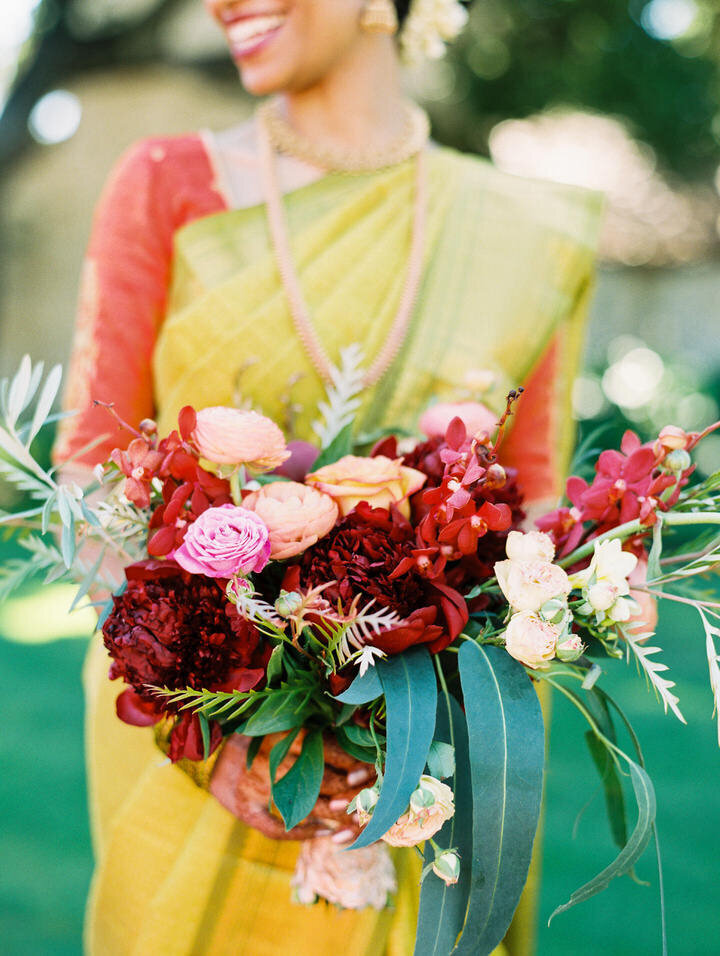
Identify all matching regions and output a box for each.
[242,481,339,560]
[419,401,498,439]
[380,776,455,848]
[193,406,290,472]
[495,559,571,614]
[503,610,561,670]
[305,455,426,519]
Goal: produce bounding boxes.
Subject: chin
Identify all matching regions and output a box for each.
[238,62,294,97]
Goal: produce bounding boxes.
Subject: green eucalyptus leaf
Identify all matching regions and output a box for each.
[269,728,301,782]
[197,711,212,761]
[272,728,324,831]
[426,740,456,780]
[241,689,309,736]
[585,731,628,849]
[453,643,545,956]
[310,422,353,470]
[647,516,664,583]
[550,759,656,922]
[245,735,264,770]
[266,644,285,685]
[349,647,437,850]
[334,666,383,705]
[415,693,472,956]
[334,725,377,764]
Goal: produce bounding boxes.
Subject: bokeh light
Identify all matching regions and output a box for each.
[602,346,666,409]
[28,89,82,144]
[641,0,698,41]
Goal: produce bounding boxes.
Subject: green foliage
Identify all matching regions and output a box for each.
[334,665,383,704]
[349,647,438,850]
[271,729,325,831]
[415,693,473,956]
[454,643,545,955]
[445,0,720,179]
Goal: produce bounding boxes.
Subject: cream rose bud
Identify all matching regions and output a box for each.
[432,850,461,886]
[587,582,619,612]
[503,611,561,670]
[505,529,556,564]
[556,635,584,662]
[495,559,571,613]
[381,776,455,848]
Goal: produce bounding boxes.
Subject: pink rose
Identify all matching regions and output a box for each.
[174,504,270,578]
[419,401,497,439]
[306,455,426,519]
[242,481,339,560]
[193,406,290,472]
[503,611,560,669]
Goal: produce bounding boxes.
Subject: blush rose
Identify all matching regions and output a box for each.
[174,503,271,577]
[193,406,290,472]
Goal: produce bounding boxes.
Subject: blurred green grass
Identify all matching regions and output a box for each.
[0,584,718,953]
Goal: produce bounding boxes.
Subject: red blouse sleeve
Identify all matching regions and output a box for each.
[54,136,224,467]
[501,273,595,504]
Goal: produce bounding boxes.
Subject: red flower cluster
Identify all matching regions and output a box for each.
[538,427,697,556]
[102,560,268,760]
[109,407,232,557]
[285,503,468,655]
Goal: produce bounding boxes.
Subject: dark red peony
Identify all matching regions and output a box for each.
[102,560,268,760]
[284,503,468,656]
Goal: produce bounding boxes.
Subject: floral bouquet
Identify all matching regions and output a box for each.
[2,348,720,955]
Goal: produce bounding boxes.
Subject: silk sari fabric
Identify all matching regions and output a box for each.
[59,135,603,955]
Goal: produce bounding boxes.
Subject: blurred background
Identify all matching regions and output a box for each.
[1,0,719,953]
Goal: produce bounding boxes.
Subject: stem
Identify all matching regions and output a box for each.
[558,511,720,568]
[634,587,720,611]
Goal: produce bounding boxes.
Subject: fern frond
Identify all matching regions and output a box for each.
[150,686,258,721]
[624,629,685,724]
[312,344,364,449]
[698,607,720,747]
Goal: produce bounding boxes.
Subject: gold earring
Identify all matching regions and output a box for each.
[360,0,399,35]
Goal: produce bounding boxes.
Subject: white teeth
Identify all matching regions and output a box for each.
[228,15,285,46]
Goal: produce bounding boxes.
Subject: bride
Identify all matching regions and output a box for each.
[56,1,603,952]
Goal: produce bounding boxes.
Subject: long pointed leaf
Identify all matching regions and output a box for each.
[349,647,437,849]
[453,643,545,955]
[334,666,383,704]
[27,364,63,445]
[549,760,656,920]
[272,728,324,830]
[415,693,472,956]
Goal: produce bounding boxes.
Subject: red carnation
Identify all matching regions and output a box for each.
[286,503,468,655]
[102,560,268,760]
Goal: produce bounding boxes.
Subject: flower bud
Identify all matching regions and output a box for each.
[274,590,304,618]
[410,785,437,813]
[349,786,380,826]
[539,597,568,625]
[656,425,689,452]
[587,582,619,612]
[663,448,691,473]
[225,575,252,604]
[556,635,584,662]
[139,418,158,436]
[432,850,461,886]
[483,463,507,490]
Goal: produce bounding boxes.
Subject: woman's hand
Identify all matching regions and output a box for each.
[209,731,375,842]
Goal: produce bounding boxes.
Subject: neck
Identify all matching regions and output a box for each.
[279,40,407,155]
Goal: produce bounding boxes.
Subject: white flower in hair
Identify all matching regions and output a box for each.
[400,0,469,65]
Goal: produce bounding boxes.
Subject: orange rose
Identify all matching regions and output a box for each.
[305,455,426,519]
[242,481,339,560]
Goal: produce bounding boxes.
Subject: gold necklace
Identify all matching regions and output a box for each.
[256,108,428,388]
[257,97,430,173]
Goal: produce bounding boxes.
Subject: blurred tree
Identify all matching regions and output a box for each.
[435,0,720,179]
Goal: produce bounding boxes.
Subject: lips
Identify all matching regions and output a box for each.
[225,13,286,56]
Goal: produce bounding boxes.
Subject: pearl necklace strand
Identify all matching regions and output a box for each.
[256,105,429,388]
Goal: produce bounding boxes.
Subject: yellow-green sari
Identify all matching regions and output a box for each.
[83,145,602,955]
